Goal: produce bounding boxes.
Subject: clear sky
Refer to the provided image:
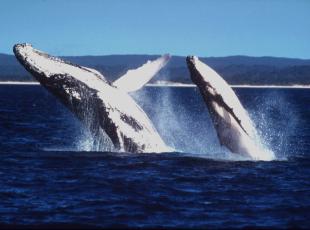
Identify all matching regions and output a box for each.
[1,0,310,58]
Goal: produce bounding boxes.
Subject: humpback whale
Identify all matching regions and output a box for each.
[186,56,274,160]
[14,43,171,153]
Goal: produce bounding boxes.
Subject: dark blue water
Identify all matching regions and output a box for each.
[0,85,309,228]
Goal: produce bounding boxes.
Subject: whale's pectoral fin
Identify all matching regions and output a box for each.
[83,67,105,78]
[113,54,171,92]
[215,94,249,136]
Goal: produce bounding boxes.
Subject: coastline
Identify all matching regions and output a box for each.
[0,81,40,85]
[146,83,310,89]
[0,81,310,89]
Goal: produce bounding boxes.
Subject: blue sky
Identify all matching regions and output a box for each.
[1,0,310,58]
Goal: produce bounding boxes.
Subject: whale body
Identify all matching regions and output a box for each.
[186,56,274,160]
[14,43,171,153]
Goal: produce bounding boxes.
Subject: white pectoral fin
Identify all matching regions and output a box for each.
[84,67,104,77]
[113,54,171,92]
[83,67,111,83]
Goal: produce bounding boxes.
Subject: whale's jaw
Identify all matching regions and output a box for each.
[13,43,170,153]
[187,56,275,160]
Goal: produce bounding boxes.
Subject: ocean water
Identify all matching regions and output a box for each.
[0,85,309,228]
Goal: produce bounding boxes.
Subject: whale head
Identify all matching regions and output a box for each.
[186,55,227,101]
[13,43,112,110]
[13,43,115,138]
[186,56,201,85]
[13,43,108,86]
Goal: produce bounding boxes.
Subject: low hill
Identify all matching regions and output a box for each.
[1,53,309,85]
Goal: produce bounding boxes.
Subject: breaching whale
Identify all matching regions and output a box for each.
[14,43,171,153]
[186,56,274,160]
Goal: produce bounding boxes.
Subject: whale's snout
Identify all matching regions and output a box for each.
[186,55,203,86]
[186,55,195,66]
[13,43,32,51]
[13,43,53,84]
[13,43,32,62]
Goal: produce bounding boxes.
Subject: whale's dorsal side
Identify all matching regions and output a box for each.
[113,54,171,92]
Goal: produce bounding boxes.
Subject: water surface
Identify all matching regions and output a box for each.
[0,85,309,228]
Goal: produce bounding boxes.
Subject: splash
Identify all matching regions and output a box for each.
[249,90,300,160]
[72,84,297,161]
[132,86,233,159]
[74,127,114,152]
[73,94,115,152]
[133,86,295,161]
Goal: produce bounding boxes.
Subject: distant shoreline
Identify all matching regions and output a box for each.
[146,83,310,88]
[0,81,310,89]
[0,81,40,85]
